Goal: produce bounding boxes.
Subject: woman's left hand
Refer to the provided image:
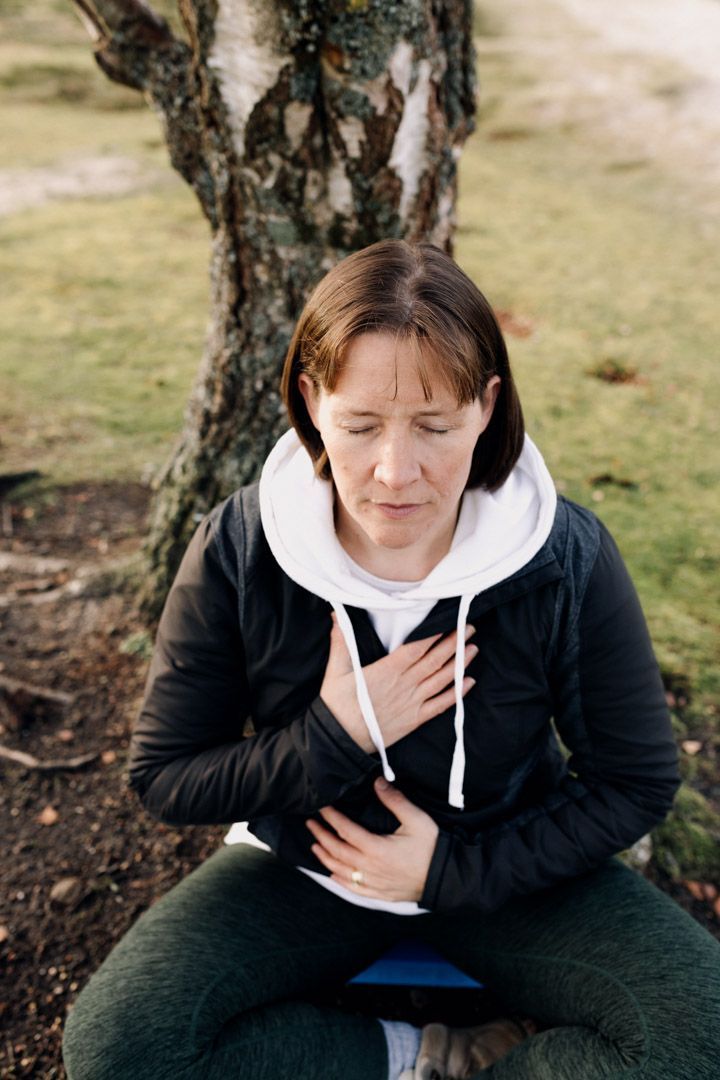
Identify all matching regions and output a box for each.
[306,777,439,903]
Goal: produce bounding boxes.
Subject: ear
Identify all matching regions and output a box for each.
[297,373,321,431]
[479,375,501,433]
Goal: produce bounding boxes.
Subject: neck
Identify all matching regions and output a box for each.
[334,502,460,582]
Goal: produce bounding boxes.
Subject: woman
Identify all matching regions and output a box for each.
[62,240,720,1079]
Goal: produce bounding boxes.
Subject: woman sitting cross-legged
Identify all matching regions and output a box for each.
[62,239,720,1079]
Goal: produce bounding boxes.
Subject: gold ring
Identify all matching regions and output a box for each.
[351,869,364,886]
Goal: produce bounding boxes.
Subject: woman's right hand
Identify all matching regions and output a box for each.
[319,614,478,752]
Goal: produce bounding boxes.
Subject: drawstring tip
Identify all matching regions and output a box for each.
[449,793,465,810]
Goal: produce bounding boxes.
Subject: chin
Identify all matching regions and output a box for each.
[364,520,422,549]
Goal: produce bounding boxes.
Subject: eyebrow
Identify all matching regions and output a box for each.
[335,407,461,419]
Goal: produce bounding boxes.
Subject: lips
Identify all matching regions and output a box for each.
[374,503,422,518]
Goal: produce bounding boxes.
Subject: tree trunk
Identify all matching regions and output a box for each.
[74,0,477,621]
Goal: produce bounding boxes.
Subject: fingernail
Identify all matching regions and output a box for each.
[375,777,389,791]
[465,624,476,638]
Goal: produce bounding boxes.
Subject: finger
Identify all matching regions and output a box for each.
[306,817,363,862]
[418,676,475,724]
[373,777,425,826]
[309,843,359,881]
[318,806,379,853]
[405,624,476,681]
[390,632,444,670]
[418,642,478,701]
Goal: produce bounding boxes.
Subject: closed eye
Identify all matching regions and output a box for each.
[345,427,450,435]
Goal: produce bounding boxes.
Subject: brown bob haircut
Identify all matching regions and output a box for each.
[280,239,524,492]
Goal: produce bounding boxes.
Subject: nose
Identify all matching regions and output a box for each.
[373,433,422,491]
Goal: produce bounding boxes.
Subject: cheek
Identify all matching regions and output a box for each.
[429,443,476,490]
[323,439,367,483]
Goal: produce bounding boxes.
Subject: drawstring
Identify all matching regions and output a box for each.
[448,593,473,809]
[331,602,396,784]
[332,594,475,807]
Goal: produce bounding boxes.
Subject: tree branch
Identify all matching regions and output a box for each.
[71,0,217,223]
[71,0,177,91]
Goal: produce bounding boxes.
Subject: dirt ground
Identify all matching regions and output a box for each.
[0,483,229,1077]
[0,480,717,1078]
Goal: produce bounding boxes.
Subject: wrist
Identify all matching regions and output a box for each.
[319,692,374,753]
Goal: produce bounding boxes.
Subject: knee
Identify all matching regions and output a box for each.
[62,974,168,1080]
[62,981,110,1080]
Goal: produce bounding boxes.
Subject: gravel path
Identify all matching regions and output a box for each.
[483,0,720,216]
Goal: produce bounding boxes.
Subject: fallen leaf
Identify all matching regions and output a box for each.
[495,309,536,338]
[37,805,59,826]
[50,877,84,908]
[101,749,117,765]
[57,729,75,743]
[714,897,720,920]
[681,740,702,755]
[683,880,705,902]
[0,925,9,943]
[703,883,718,901]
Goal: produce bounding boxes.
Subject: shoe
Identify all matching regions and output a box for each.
[414,1017,535,1079]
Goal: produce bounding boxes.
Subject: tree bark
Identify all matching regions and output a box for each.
[74,0,478,620]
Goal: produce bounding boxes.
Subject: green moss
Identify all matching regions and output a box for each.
[119,630,154,661]
[652,786,720,881]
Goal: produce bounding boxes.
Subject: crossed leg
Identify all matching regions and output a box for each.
[417,858,720,1079]
[63,847,720,1080]
[62,844,399,1080]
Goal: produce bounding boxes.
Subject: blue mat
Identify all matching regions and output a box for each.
[349,941,483,989]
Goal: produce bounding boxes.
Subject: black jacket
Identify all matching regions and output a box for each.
[127,485,680,913]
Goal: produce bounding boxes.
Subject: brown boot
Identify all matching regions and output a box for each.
[415,1017,536,1079]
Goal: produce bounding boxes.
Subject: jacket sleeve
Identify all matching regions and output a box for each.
[126,503,379,825]
[419,520,681,913]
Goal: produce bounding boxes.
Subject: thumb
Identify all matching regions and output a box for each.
[373,777,422,825]
[325,612,353,676]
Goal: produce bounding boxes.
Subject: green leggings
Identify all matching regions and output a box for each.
[62,845,720,1079]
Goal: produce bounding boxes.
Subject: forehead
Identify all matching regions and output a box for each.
[326,332,461,412]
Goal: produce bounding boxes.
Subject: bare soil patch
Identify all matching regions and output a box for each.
[0,483,226,1078]
[0,155,172,217]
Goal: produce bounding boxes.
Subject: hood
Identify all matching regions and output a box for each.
[259,427,557,809]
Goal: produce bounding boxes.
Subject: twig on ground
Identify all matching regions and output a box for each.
[0,674,75,706]
[0,744,98,771]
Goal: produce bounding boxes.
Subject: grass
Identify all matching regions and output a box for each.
[454,11,720,712]
[0,1,718,719]
[0,190,209,485]
[0,3,208,485]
